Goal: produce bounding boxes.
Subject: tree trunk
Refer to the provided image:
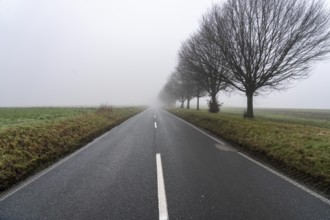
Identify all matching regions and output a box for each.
[187,99,190,109]
[246,93,254,118]
[197,96,200,110]
[180,100,184,108]
[208,94,220,113]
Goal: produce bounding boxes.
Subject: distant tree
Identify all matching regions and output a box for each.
[178,32,230,113]
[159,85,176,107]
[193,82,207,110]
[201,0,330,117]
[159,73,181,107]
[177,65,207,110]
[162,71,188,108]
[172,71,188,108]
[181,74,194,110]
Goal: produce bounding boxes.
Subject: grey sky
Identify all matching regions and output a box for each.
[0,0,329,109]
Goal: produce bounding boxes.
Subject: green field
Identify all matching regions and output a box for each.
[0,106,143,191]
[221,107,330,129]
[0,107,95,129]
[170,108,330,195]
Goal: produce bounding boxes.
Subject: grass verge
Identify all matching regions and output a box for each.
[170,109,330,196]
[0,107,143,192]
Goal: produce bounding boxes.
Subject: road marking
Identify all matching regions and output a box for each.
[156,153,169,220]
[215,143,236,152]
[167,111,330,206]
[0,129,112,202]
[154,122,158,128]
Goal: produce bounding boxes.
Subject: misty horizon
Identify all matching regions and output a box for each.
[1,0,330,109]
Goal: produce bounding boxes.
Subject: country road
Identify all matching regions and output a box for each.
[0,108,329,219]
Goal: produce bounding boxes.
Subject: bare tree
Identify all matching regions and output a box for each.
[161,71,192,108]
[179,72,194,109]
[159,84,176,107]
[172,71,190,108]
[193,81,207,110]
[177,66,207,110]
[202,0,330,117]
[159,73,182,108]
[178,32,230,113]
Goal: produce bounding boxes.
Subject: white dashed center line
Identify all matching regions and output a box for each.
[154,122,157,128]
[156,153,168,220]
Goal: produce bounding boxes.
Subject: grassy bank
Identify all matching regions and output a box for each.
[170,109,330,194]
[0,107,143,191]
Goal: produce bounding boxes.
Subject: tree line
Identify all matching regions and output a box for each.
[159,0,330,118]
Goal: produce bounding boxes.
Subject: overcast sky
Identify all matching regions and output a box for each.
[0,0,329,109]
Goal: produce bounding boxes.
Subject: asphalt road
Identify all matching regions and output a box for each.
[0,108,329,219]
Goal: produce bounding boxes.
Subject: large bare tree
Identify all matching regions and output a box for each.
[178,32,230,113]
[201,0,330,117]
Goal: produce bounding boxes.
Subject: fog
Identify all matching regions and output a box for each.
[1,0,329,109]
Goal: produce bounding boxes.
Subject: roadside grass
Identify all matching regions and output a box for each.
[0,107,143,192]
[170,109,330,194]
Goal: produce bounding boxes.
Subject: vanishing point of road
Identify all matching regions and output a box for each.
[1,109,329,219]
